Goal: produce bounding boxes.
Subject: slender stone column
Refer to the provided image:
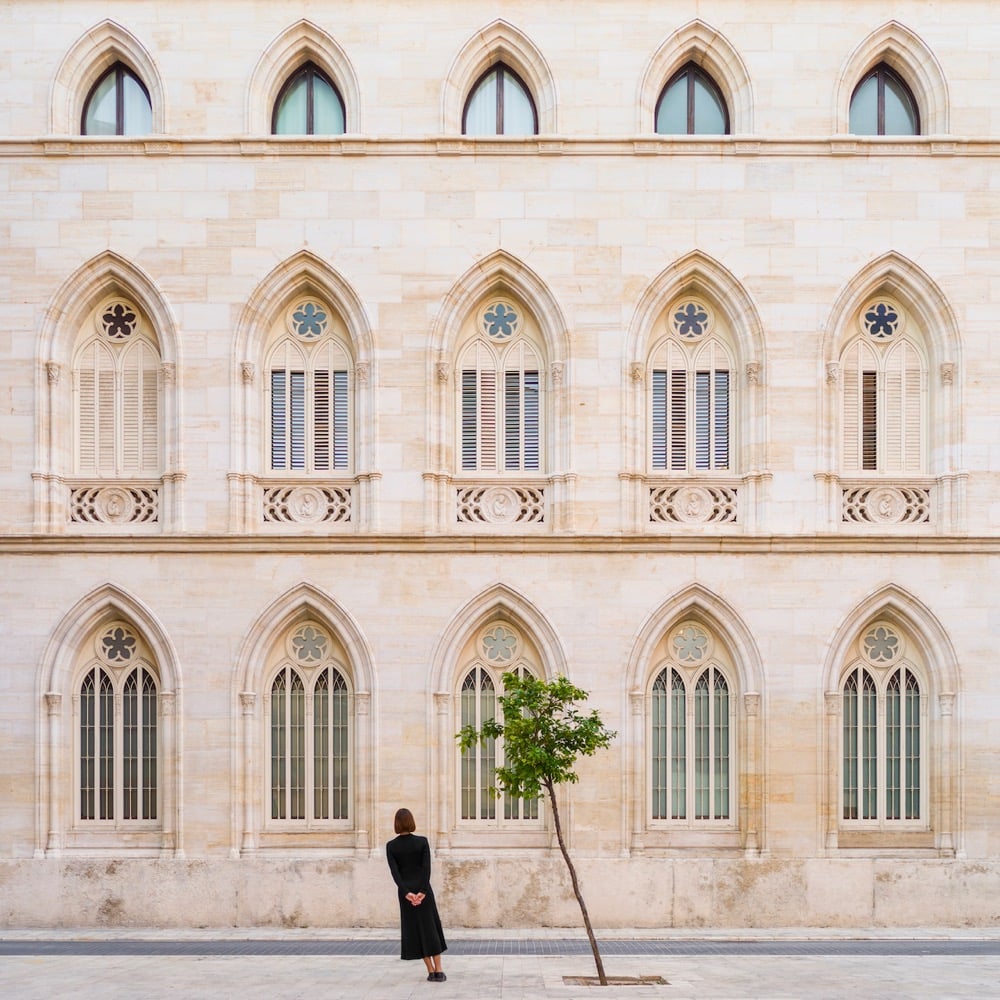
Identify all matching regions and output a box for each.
[160,691,177,855]
[354,691,371,851]
[938,692,955,853]
[628,690,644,852]
[824,692,841,850]
[743,692,761,855]
[44,693,62,855]
[434,692,451,847]
[239,692,256,854]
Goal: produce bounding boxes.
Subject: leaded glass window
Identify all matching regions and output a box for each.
[82,63,152,136]
[651,623,733,824]
[463,64,537,136]
[272,63,346,135]
[269,624,350,825]
[78,623,158,824]
[655,63,729,135]
[842,623,923,825]
[849,64,919,136]
[459,627,540,824]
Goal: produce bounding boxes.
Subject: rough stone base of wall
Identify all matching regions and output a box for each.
[2,857,997,929]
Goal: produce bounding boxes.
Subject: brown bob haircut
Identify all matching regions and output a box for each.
[394,807,416,834]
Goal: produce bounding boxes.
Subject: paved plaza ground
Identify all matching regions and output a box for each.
[2,928,999,999]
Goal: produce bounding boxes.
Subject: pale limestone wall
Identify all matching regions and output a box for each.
[0,0,998,928]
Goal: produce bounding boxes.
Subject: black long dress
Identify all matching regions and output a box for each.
[385,833,447,961]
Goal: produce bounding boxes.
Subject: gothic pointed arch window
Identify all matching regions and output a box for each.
[75,622,160,832]
[837,620,927,833]
[463,63,538,135]
[649,297,734,474]
[849,63,920,135]
[82,62,152,135]
[265,620,353,831]
[840,296,926,477]
[655,63,729,135]
[649,620,735,828]
[69,294,163,526]
[458,299,543,475]
[259,295,355,525]
[458,622,542,827]
[272,62,346,135]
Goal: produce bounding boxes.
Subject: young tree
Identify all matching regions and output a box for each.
[458,672,617,985]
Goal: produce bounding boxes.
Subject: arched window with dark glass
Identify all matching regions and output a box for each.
[272,63,346,135]
[849,63,919,135]
[463,63,537,136]
[82,63,152,136]
[655,63,729,135]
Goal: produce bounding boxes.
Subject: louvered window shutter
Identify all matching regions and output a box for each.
[461,369,478,470]
[651,370,667,470]
[669,369,687,470]
[270,370,287,469]
[140,345,159,474]
[504,370,521,469]
[121,341,160,476]
[522,370,539,471]
[313,369,330,471]
[884,341,924,473]
[694,370,711,469]
[862,371,878,470]
[332,370,349,470]
[479,370,497,470]
[289,371,306,470]
[713,370,730,470]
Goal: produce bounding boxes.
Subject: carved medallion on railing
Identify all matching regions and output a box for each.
[456,485,544,524]
[70,485,160,524]
[262,485,352,524]
[649,485,737,524]
[841,485,930,525]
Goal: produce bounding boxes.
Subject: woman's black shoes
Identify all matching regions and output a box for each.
[427,971,447,982]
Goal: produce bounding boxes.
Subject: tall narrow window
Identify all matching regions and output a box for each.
[849,64,919,135]
[266,300,352,474]
[78,624,158,825]
[82,63,152,136]
[841,622,925,828]
[841,299,925,474]
[272,63,346,135]
[650,623,733,824]
[458,301,544,473]
[74,298,161,478]
[463,64,538,135]
[655,63,729,135]
[458,625,540,825]
[841,623,923,827]
[268,623,351,827]
[649,300,733,472]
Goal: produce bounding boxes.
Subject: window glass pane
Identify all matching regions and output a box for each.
[312,74,345,134]
[465,71,498,135]
[274,76,308,134]
[883,73,918,135]
[655,77,686,134]
[849,74,878,134]
[692,75,726,134]
[122,72,152,135]
[502,71,535,135]
[84,71,118,135]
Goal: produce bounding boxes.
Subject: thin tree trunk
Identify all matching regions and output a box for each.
[545,778,608,985]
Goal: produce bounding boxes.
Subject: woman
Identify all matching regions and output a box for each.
[386,808,447,982]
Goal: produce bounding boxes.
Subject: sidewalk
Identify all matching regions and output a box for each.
[2,928,999,999]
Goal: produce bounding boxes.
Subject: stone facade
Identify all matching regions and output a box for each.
[1,1,998,928]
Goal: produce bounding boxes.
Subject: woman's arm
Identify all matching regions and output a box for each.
[386,841,404,889]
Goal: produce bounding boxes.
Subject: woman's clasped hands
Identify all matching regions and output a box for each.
[405,892,425,907]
